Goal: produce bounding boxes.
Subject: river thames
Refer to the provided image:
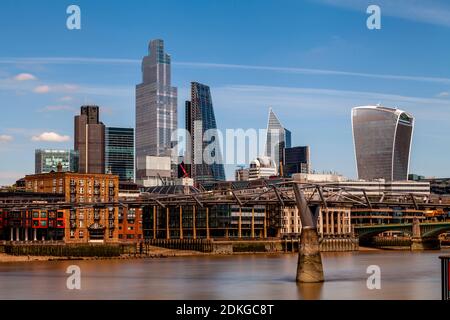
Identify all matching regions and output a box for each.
[0,249,448,300]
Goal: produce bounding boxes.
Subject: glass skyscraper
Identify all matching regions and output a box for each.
[135,39,177,181]
[284,146,310,177]
[352,105,414,181]
[265,108,291,173]
[105,127,134,181]
[35,149,79,174]
[185,82,226,184]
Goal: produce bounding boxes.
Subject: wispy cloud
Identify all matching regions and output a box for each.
[437,91,449,98]
[310,0,450,28]
[1,56,450,85]
[0,135,13,142]
[38,105,75,112]
[31,132,70,142]
[13,73,37,81]
[33,85,50,93]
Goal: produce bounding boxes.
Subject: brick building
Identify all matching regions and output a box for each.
[25,171,119,243]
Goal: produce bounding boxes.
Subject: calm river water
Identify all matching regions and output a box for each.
[1,249,448,300]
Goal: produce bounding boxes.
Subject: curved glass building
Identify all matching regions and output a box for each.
[352,106,414,181]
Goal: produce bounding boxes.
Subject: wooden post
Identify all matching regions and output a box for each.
[238,207,242,239]
[206,207,210,240]
[166,207,170,240]
[193,206,197,240]
[179,206,183,239]
[251,207,255,238]
[264,207,267,239]
[153,206,156,240]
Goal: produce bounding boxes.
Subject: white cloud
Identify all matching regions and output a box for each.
[310,0,450,28]
[1,57,450,85]
[39,105,74,112]
[13,73,37,81]
[33,85,50,94]
[437,91,449,98]
[60,96,73,101]
[0,135,13,142]
[31,132,70,142]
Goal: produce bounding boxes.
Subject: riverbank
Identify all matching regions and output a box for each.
[0,246,205,263]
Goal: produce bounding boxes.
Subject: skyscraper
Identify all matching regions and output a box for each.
[105,127,134,181]
[74,105,105,174]
[284,146,310,177]
[185,82,225,184]
[265,108,291,174]
[352,105,414,181]
[135,39,177,182]
[35,149,79,174]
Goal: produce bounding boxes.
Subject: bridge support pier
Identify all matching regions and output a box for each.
[296,228,324,283]
[411,237,441,251]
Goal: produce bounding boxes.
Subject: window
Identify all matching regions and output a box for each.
[79,231,84,238]
[40,221,47,226]
[70,230,75,238]
[33,212,39,218]
[40,212,47,218]
[79,221,84,228]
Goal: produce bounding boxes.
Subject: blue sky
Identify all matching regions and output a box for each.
[1,0,450,184]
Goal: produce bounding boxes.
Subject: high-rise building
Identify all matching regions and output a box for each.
[105,127,134,181]
[352,105,414,181]
[248,156,277,180]
[185,82,226,184]
[284,146,310,177]
[74,105,105,174]
[135,39,177,184]
[35,149,79,174]
[265,108,291,175]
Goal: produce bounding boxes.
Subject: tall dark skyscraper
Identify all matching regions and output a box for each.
[185,82,225,184]
[284,146,310,177]
[352,105,414,181]
[135,39,177,183]
[265,108,291,175]
[74,105,105,174]
[105,127,134,181]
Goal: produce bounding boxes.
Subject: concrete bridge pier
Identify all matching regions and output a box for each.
[293,184,324,283]
[296,227,324,282]
[410,218,440,250]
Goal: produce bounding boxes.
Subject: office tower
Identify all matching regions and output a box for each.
[284,146,310,177]
[185,82,226,183]
[265,108,291,175]
[74,105,105,174]
[35,149,79,174]
[105,127,134,181]
[352,105,414,181]
[135,39,178,183]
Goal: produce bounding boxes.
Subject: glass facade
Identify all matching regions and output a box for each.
[284,146,310,177]
[186,82,226,183]
[265,108,291,171]
[105,127,134,181]
[136,39,177,180]
[352,106,414,181]
[35,149,79,173]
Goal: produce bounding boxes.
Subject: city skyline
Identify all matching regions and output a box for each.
[2,0,450,184]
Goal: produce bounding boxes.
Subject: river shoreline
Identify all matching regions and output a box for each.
[0,245,388,263]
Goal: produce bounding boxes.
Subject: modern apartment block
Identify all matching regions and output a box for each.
[352,105,414,181]
[74,105,105,174]
[105,127,134,181]
[185,82,226,184]
[35,149,79,174]
[135,39,178,185]
[265,108,291,175]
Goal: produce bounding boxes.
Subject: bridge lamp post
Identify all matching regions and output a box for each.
[293,183,324,283]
